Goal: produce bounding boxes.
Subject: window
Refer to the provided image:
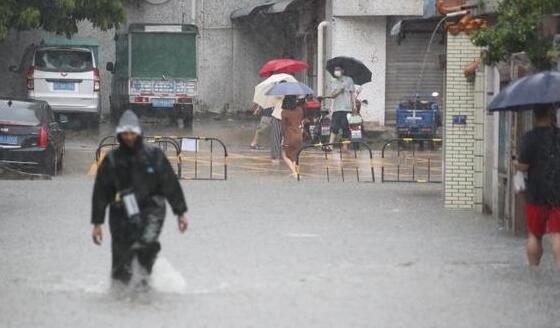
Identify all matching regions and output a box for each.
[35,49,94,72]
[0,103,42,125]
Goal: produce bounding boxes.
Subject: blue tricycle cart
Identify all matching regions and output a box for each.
[395,96,441,140]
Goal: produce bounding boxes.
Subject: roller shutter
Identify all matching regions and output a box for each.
[385,19,445,125]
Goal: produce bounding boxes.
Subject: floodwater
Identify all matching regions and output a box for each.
[1,117,559,327]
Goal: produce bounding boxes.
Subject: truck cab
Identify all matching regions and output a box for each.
[107,24,198,127]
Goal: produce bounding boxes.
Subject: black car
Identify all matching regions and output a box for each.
[0,99,65,175]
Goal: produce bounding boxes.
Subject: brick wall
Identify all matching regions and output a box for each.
[444,33,485,211]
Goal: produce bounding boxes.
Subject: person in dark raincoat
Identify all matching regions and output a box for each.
[91,110,189,284]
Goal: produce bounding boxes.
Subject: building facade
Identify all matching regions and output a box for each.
[232,0,425,125]
[384,16,445,125]
[0,0,428,124]
[323,0,424,125]
[0,0,286,115]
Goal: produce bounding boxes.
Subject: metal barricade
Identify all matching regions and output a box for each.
[95,135,182,177]
[295,141,375,183]
[176,137,228,181]
[381,138,443,183]
[95,135,118,162]
[145,136,183,177]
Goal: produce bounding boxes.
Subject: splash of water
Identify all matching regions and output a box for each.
[150,257,187,294]
[82,256,187,296]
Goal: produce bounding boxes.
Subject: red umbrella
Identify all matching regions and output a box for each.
[259,59,309,78]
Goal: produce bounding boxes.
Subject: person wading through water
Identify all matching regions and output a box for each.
[91,110,189,286]
[515,105,560,270]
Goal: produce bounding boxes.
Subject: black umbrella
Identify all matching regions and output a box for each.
[326,56,372,86]
[489,71,560,111]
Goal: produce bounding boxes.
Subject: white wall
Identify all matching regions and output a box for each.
[332,0,423,16]
[330,16,387,124]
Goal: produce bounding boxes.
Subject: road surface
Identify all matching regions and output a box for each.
[0,119,558,327]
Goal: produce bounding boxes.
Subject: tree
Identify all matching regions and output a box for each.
[471,0,560,70]
[0,0,128,40]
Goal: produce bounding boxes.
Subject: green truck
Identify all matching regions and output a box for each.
[106,24,198,127]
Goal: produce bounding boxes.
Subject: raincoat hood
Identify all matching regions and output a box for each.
[116,110,142,135]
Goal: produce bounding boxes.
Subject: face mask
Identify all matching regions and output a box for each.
[334,71,342,77]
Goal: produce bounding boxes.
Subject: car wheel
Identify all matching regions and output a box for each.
[56,152,64,172]
[182,118,193,129]
[87,113,101,130]
[42,151,57,176]
[177,105,193,129]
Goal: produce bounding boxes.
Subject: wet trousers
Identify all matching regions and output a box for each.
[109,204,165,283]
[254,116,272,145]
[271,117,282,160]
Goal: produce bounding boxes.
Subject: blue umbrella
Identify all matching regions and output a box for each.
[266,82,314,96]
[489,71,560,111]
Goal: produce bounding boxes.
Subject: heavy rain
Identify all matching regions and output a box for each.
[1,0,560,327]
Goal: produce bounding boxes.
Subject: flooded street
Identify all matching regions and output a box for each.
[1,118,559,327]
[2,0,559,326]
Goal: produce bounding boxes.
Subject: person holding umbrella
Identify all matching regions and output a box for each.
[267,82,314,176]
[490,71,560,269]
[254,60,308,155]
[515,105,560,269]
[250,73,297,158]
[325,66,356,150]
[280,95,305,177]
[323,57,372,151]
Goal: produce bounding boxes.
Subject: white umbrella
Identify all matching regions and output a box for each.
[253,73,297,109]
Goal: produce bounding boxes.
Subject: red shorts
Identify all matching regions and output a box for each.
[525,204,560,238]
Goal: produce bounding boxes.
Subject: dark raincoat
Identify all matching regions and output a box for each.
[91,135,187,283]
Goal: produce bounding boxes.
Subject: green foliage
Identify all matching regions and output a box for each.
[0,0,128,40]
[471,0,560,70]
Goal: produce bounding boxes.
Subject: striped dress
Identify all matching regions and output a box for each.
[271,117,282,160]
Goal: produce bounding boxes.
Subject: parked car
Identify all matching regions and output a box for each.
[0,99,65,175]
[9,37,101,128]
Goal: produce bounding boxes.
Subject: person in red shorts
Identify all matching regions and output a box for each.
[516,105,560,269]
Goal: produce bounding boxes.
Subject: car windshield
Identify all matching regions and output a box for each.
[0,102,42,125]
[35,49,94,72]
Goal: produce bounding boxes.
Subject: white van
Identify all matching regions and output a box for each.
[28,46,101,127]
[11,38,102,128]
